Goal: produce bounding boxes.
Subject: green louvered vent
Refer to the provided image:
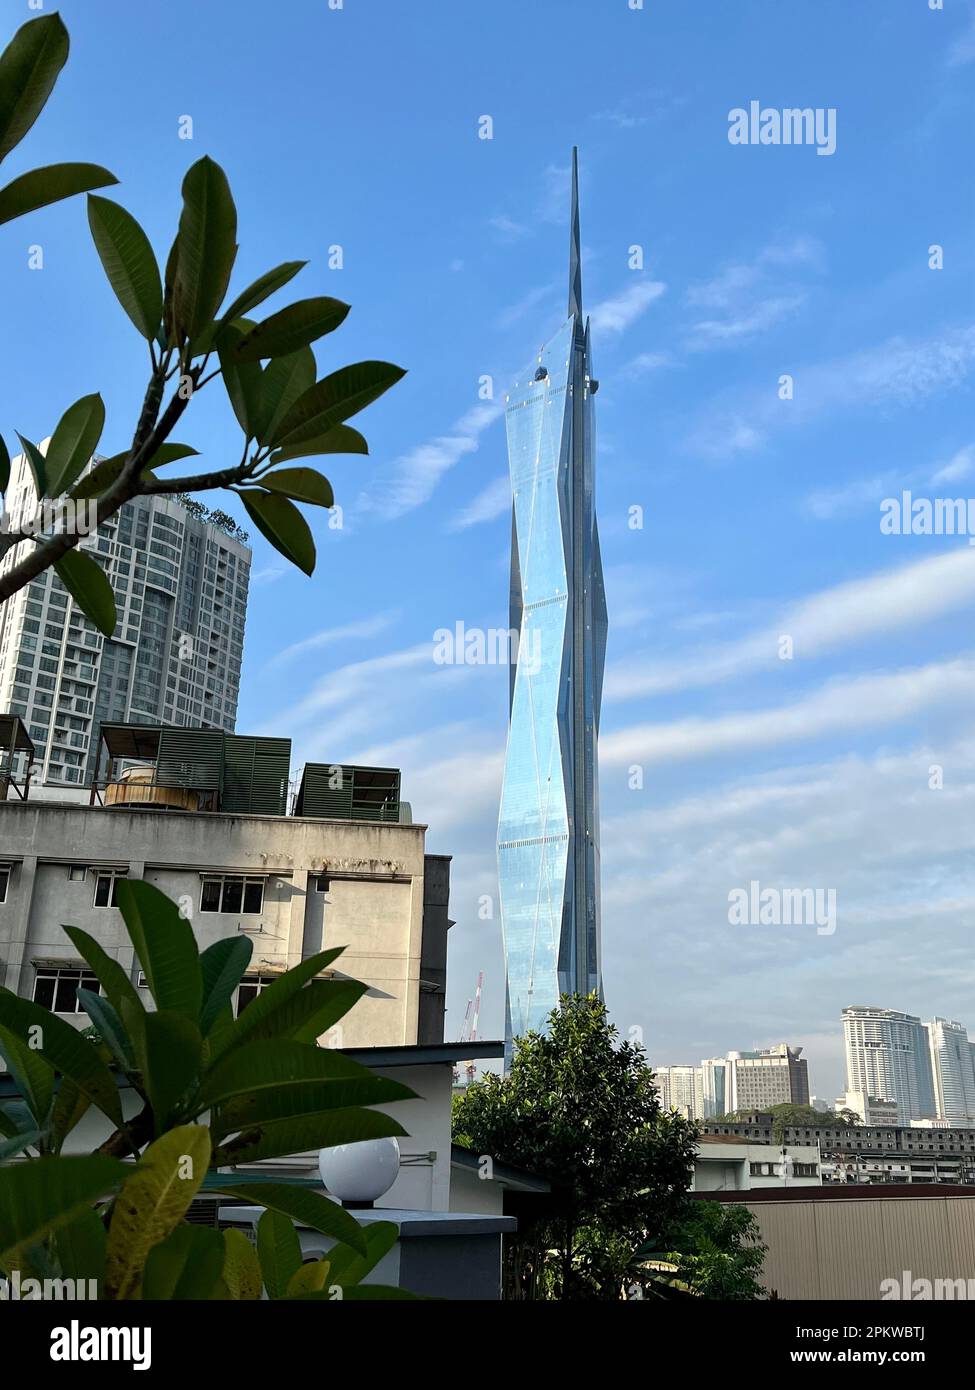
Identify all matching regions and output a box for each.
[223,735,291,816]
[296,763,400,822]
[156,728,224,791]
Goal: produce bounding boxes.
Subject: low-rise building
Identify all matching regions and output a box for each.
[692,1136,821,1192]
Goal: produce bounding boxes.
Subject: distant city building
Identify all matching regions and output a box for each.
[0,447,250,787]
[653,1064,704,1120]
[926,1017,975,1125]
[809,1096,832,1113]
[701,1056,728,1118]
[843,1006,936,1123]
[838,1091,899,1126]
[692,1136,821,1192]
[726,1044,810,1113]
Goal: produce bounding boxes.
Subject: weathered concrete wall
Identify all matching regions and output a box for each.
[0,801,442,1049]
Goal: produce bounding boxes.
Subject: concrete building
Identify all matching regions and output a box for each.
[0,720,447,1049]
[653,1064,704,1120]
[726,1043,809,1112]
[837,1091,899,1126]
[926,1017,975,1125]
[692,1136,821,1192]
[843,1005,936,1123]
[0,446,250,787]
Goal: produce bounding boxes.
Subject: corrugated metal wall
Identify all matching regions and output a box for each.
[734,1194,975,1299]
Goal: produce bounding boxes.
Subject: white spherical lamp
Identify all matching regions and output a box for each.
[318,1136,401,1208]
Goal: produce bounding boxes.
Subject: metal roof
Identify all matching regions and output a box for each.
[0,714,35,755]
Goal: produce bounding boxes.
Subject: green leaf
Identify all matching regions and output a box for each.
[0,1129,42,1162]
[104,1125,211,1299]
[142,1223,225,1300]
[215,261,307,337]
[170,157,238,344]
[46,393,105,496]
[215,948,344,1053]
[221,1228,263,1300]
[87,195,162,339]
[256,1208,301,1300]
[0,991,122,1127]
[233,297,350,363]
[239,490,315,576]
[16,433,48,497]
[49,1077,93,1155]
[62,925,145,1021]
[0,1155,126,1262]
[274,362,406,450]
[258,467,334,509]
[206,1182,366,1256]
[199,937,252,1037]
[217,323,263,437]
[75,992,132,1072]
[125,1009,202,1132]
[0,1022,54,1128]
[255,347,315,446]
[0,14,69,164]
[213,1105,407,1167]
[0,163,116,227]
[117,880,203,1024]
[69,443,196,500]
[54,549,116,638]
[227,978,366,1050]
[269,424,368,465]
[286,1259,331,1296]
[0,434,9,493]
[325,1220,399,1288]
[203,1038,415,1113]
[53,1207,107,1285]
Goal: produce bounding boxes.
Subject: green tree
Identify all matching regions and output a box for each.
[765,1103,858,1143]
[648,1201,766,1300]
[0,880,413,1299]
[452,994,698,1300]
[0,13,404,634]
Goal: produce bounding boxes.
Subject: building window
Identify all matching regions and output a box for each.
[235,973,276,1016]
[200,875,264,914]
[314,875,330,893]
[68,865,87,882]
[0,868,8,903]
[93,870,127,908]
[33,967,101,1014]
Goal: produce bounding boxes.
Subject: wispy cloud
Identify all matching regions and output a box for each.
[602,655,975,766]
[590,279,666,335]
[623,351,676,378]
[448,474,510,531]
[359,402,503,521]
[685,236,822,349]
[267,612,399,668]
[948,8,975,65]
[690,324,975,460]
[606,549,975,702]
[804,444,975,519]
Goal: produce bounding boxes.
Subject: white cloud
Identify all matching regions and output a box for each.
[607,549,975,702]
[685,237,822,347]
[448,474,510,531]
[267,612,399,668]
[589,279,666,335]
[931,444,975,486]
[601,655,975,766]
[359,402,502,521]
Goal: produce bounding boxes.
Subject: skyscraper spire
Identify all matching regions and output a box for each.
[568,146,583,320]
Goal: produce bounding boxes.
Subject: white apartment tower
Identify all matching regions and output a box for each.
[842,1006,936,1124]
[926,1017,975,1125]
[0,448,250,786]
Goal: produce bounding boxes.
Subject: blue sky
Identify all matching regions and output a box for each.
[4,0,975,1099]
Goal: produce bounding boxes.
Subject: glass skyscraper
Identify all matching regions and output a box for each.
[497,150,607,1051]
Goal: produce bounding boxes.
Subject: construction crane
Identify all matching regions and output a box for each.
[458,971,483,1086]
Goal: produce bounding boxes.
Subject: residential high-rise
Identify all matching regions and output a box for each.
[0,448,250,786]
[726,1044,810,1113]
[496,149,608,1050]
[654,1065,704,1120]
[926,1017,975,1125]
[843,1006,936,1123]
